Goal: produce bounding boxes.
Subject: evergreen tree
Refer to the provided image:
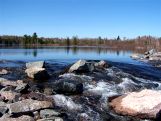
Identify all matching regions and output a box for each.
[117,36,120,41]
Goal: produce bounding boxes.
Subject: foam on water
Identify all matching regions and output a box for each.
[117,78,139,93]
[59,73,93,82]
[85,81,118,96]
[53,94,82,110]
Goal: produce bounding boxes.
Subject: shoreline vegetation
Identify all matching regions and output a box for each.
[0,33,161,52]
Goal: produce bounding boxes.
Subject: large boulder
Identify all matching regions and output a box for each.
[26,61,45,69]
[69,60,94,73]
[110,89,161,119]
[25,67,49,80]
[7,99,54,114]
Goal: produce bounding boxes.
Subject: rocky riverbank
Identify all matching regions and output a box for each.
[131,49,161,69]
[0,60,161,121]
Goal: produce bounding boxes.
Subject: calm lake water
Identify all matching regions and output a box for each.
[0,47,142,65]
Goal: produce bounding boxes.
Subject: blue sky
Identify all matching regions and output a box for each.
[0,0,161,38]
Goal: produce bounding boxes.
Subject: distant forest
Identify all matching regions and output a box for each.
[0,33,161,51]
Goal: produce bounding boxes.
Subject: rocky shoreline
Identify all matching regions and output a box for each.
[130,49,161,69]
[0,59,161,121]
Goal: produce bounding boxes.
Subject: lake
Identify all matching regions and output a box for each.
[0,46,143,64]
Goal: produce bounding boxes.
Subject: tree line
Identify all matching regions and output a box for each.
[0,33,161,51]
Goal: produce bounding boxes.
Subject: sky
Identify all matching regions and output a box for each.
[0,0,161,38]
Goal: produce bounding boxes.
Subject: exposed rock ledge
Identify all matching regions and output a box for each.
[110,89,161,119]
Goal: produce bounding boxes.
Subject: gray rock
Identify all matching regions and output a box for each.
[33,111,40,120]
[69,60,94,73]
[0,102,8,117]
[40,109,60,118]
[43,88,54,95]
[94,60,108,68]
[0,69,8,75]
[37,117,63,121]
[15,83,30,93]
[0,115,34,121]
[26,61,45,69]
[21,92,54,102]
[0,91,20,102]
[7,99,53,114]
[25,67,49,80]
[1,86,15,92]
[145,49,156,55]
[0,78,17,87]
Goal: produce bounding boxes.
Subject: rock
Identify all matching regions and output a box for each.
[69,60,94,73]
[1,86,15,92]
[0,91,20,102]
[54,79,83,94]
[110,89,161,119]
[33,111,40,120]
[40,109,60,118]
[37,117,63,121]
[0,78,17,87]
[15,83,30,93]
[0,69,8,75]
[21,92,53,102]
[7,99,54,114]
[145,49,156,55]
[0,102,8,117]
[0,115,34,121]
[43,88,54,95]
[94,60,108,68]
[130,54,142,60]
[26,61,45,69]
[25,67,49,80]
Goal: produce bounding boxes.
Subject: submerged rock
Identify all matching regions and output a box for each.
[26,61,45,69]
[7,99,53,114]
[110,89,161,119]
[25,67,49,80]
[54,79,83,95]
